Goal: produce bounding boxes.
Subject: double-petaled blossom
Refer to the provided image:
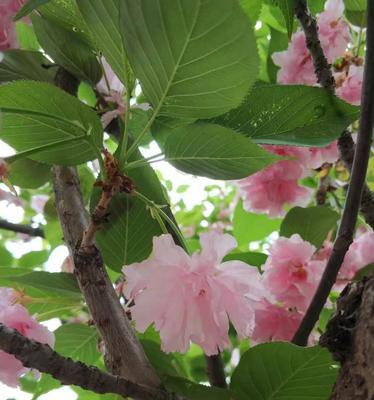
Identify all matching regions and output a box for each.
[262,234,325,311]
[0,288,55,387]
[272,0,350,84]
[237,160,312,218]
[123,232,263,356]
[252,299,303,344]
[0,0,24,51]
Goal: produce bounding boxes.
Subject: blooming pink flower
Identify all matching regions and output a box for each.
[272,0,350,84]
[336,65,364,106]
[0,291,55,387]
[262,234,325,311]
[252,299,303,344]
[272,31,316,85]
[264,142,339,170]
[237,160,312,217]
[317,0,351,62]
[123,232,263,355]
[0,1,24,50]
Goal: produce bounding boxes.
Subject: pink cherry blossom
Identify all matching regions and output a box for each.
[0,291,55,387]
[252,299,303,344]
[336,65,364,106]
[262,234,325,311]
[123,232,263,356]
[317,0,351,62]
[237,160,312,218]
[263,141,339,170]
[272,31,316,85]
[272,0,350,84]
[0,1,24,51]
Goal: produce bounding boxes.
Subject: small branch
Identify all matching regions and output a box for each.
[316,164,333,206]
[292,1,374,346]
[52,68,160,387]
[0,219,44,238]
[294,0,335,91]
[0,324,176,400]
[205,354,227,388]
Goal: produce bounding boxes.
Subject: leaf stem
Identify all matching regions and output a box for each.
[125,153,165,170]
[117,91,131,168]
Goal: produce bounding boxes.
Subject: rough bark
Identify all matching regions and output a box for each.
[52,68,160,387]
[0,324,176,400]
[320,276,374,399]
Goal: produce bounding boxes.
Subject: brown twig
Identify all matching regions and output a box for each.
[52,68,160,387]
[0,324,176,400]
[205,354,227,388]
[0,219,44,238]
[292,0,374,346]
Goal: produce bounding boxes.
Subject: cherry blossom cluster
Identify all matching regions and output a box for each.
[0,0,24,51]
[123,229,374,355]
[239,0,363,218]
[0,288,55,387]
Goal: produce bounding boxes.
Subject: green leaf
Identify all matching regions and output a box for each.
[9,158,51,189]
[162,123,280,180]
[233,200,281,246]
[17,250,49,268]
[266,0,294,38]
[120,0,259,118]
[31,15,101,83]
[54,323,100,364]
[223,251,267,269]
[344,0,366,10]
[280,206,339,248]
[231,343,338,400]
[345,0,366,26]
[267,27,289,83]
[0,269,81,299]
[14,0,52,20]
[95,149,170,271]
[38,0,95,47]
[76,0,133,90]
[0,80,103,165]
[212,84,360,146]
[164,376,232,400]
[0,246,13,267]
[15,22,40,51]
[0,50,54,83]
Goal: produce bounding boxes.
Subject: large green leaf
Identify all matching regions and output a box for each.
[267,27,289,83]
[120,0,259,118]
[280,206,339,248]
[0,50,54,83]
[223,251,267,270]
[233,200,281,246]
[162,123,280,180]
[31,15,101,83]
[239,0,263,25]
[231,343,338,400]
[0,80,103,165]
[76,0,133,89]
[54,323,100,364]
[212,84,360,146]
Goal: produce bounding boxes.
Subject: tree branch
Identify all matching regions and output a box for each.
[295,0,374,230]
[292,0,374,346]
[0,324,177,400]
[0,219,44,238]
[52,68,160,387]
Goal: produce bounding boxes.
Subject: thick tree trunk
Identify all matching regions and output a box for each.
[320,276,374,399]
